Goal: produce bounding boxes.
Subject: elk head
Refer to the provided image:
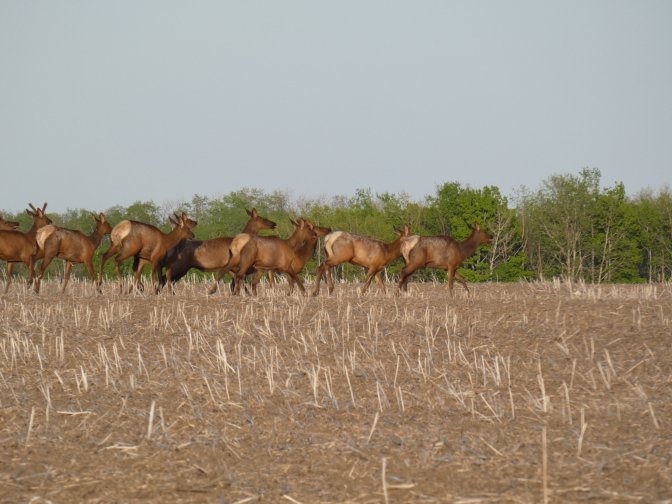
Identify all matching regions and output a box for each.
[26,202,52,227]
[246,208,277,231]
[472,223,493,245]
[92,212,113,235]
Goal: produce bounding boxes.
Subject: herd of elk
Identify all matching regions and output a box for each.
[228,217,331,296]
[0,202,493,296]
[160,208,277,293]
[0,203,52,293]
[97,212,197,293]
[313,224,410,295]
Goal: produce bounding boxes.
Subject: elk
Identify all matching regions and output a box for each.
[0,203,52,293]
[228,217,322,296]
[245,218,331,295]
[97,212,197,293]
[398,223,492,295]
[312,224,410,295]
[33,213,112,294]
[161,208,277,293]
[0,216,19,231]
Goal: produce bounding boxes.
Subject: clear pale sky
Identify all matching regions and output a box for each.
[1,1,671,213]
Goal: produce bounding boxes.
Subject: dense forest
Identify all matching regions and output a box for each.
[3,168,672,284]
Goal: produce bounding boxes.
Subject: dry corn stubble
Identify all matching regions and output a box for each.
[1,279,671,502]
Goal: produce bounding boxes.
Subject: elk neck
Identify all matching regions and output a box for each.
[457,229,483,261]
[382,235,404,263]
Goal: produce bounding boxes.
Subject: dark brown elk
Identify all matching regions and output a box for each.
[161,208,277,293]
[398,223,492,295]
[0,203,52,293]
[0,216,20,231]
[33,213,113,294]
[227,217,320,296]
[312,224,410,295]
[246,218,331,295]
[97,212,197,293]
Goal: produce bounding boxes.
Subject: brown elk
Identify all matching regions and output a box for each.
[312,224,410,295]
[245,218,331,295]
[398,223,492,295]
[33,213,113,294]
[228,217,323,296]
[0,216,20,231]
[97,212,197,293]
[161,208,277,293]
[0,203,52,293]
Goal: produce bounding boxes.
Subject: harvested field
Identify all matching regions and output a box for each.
[1,280,671,503]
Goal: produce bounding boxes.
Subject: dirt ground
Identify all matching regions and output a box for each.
[1,279,671,503]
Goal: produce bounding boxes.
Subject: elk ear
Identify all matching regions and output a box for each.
[474,223,481,231]
[99,213,106,222]
[403,224,410,235]
[289,218,297,226]
[169,215,178,226]
[91,212,98,222]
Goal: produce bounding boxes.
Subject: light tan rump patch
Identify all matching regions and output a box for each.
[324,231,346,258]
[400,235,421,263]
[110,220,132,246]
[229,233,252,264]
[36,225,58,251]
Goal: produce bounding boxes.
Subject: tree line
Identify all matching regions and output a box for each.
[4,168,671,283]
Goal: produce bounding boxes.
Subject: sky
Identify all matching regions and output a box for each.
[1,1,671,213]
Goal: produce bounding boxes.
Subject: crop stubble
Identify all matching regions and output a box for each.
[1,280,671,502]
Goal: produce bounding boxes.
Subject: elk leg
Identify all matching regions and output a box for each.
[325,267,335,294]
[133,257,149,293]
[250,269,265,296]
[287,271,305,295]
[208,269,228,294]
[362,267,382,294]
[151,260,162,294]
[312,262,327,296]
[98,244,120,288]
[234,256,255,296]
[34,251,57,294]
[374,271,386,293]
[267,271,275,287]
[4,263,14,293]
[399,251,427,293]
[399,264,419,293]
[111,248,136,293]
[27,255,36,286]
[446,268,456,296]
[112,257,124,293]
[61,262,73,294]
[165,266,178,295]
[82,258,96,292]
[454,271,470,293]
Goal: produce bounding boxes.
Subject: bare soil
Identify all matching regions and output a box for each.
[1,280,671,503]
